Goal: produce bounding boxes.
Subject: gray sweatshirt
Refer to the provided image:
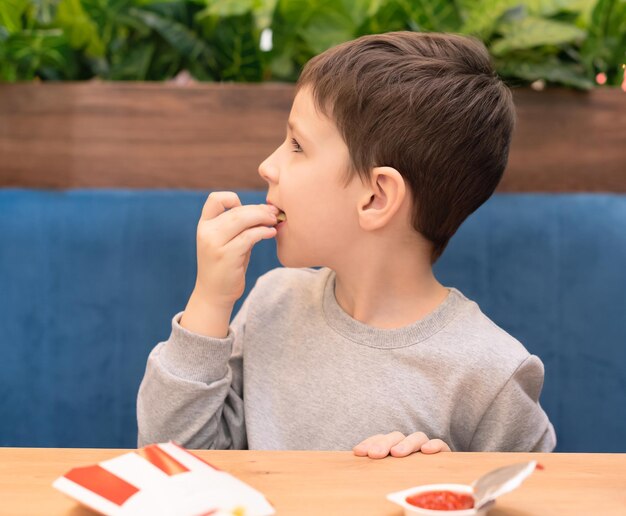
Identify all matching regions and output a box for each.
[137,267,556,452]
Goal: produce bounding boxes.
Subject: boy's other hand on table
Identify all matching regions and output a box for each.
[353,431,451,459]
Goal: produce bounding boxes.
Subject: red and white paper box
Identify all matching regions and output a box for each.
[52,442,275,516]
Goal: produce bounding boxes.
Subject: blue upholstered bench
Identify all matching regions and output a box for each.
[1,190,624,451]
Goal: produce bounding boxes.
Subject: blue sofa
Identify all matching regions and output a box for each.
[1,189,624,451]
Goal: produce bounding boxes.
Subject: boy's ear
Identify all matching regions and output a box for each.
[357,166,407,231]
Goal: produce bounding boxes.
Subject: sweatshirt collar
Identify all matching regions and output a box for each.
[321,268,464,349]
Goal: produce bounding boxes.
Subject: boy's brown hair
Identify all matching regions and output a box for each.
[296,31,515,262]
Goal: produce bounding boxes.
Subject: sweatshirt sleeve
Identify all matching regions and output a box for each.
[468,355,557,452]
[136,297,250,450]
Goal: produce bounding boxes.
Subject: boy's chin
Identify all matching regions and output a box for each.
[276,248,318,269]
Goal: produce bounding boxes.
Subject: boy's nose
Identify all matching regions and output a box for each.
[258,150,279,184]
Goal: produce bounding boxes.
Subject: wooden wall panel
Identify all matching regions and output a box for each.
[0,82,292,190]
[503,88,625,192]
[0,83,624,191]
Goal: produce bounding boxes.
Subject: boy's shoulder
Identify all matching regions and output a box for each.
[446,288,539,377]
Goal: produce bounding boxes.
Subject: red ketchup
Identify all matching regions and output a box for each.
[406,490,475,511]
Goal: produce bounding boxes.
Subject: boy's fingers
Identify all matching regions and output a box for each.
[201,192,242,221]
[365,431,406,459]
[420,439,451,454]
[354,432,448,459]
[201,205,278,247]
[352,434,383,456]
[217,204,278,242]
[390,432,430,457]
[226,225,277,257]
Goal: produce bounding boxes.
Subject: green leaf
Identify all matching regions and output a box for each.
[196,0,277,30]
[496,55,594,88]
[108,41,155,80]
[399,0,462,32]
[491,16,586,55]
[56,0,105,56]
[269,45,296,78]
[581,0,626,85]
[31,0,62,25]
[1,28,71,81]
[356,0,409,36]
[299,10,357,55]
[0,0,29,34]
[458,0,526,40]
[211,13,264,81]
[275,0,368,55]
[252,0,279,30]
[522,0,594,17]
[199,0,254,18]
[129,7,214,62]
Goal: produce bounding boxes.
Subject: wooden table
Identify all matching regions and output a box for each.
[1,448,625,515]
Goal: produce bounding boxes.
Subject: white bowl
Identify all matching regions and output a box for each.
[387,483,491,516]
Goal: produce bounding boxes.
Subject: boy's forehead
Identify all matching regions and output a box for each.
[290,87,339,141]
[289,88,317,126]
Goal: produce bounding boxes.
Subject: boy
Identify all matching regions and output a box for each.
[138,31,556,456]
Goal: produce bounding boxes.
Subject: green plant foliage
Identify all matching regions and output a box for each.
[491,17,587,56]
[0,0,30,35]
[56,0,105,56]
[0,0,624,88]
[196,3,265,81]
[581,0,626,83]
[401,0,462,32]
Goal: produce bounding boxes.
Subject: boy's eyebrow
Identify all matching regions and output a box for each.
[287,119,311,142]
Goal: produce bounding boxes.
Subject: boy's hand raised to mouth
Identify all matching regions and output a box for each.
[353,431,451,459]
[180,192,279,338]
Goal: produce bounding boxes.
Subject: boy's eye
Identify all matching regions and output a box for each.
[290,138,303,153]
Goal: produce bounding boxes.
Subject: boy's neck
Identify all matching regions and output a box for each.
[331,239,448,330]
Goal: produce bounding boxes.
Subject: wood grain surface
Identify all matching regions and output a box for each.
[0,83,624,191]
[503,88,625,192]
[1,448,625,515]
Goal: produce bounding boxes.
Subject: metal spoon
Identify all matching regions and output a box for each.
[472,460,537,510]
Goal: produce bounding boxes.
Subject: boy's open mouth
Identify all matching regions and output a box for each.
[276,211,287,224]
